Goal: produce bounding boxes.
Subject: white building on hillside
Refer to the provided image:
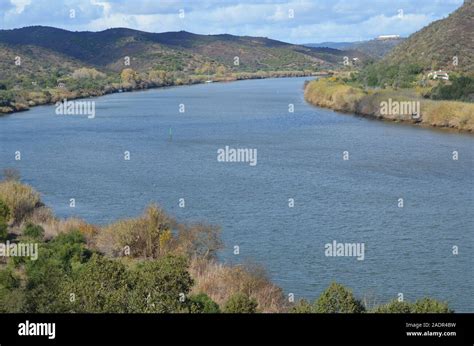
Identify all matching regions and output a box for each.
[428,70,450,81]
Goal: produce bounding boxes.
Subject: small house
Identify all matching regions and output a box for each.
[428,70,449,81]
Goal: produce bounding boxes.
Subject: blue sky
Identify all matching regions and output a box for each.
[0,0,464,43]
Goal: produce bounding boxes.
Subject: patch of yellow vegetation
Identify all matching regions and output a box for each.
[304,78,366,113]
[305,78,474,132]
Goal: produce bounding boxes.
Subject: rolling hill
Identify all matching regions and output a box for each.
[0,26,368,113]
[381,1,474,74]
[0,26,365,76]
[305,38,405,59]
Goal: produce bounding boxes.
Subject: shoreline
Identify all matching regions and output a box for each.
[304,78,474,134]
[0,72,316,116]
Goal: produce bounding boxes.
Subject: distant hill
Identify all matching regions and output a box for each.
[0,26,369,113]
[381,2,474,74]
[305,38,405,59]
[304,42,354,50]
[0,26,365,79]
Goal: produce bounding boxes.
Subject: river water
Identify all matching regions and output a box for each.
[0,77,472,311]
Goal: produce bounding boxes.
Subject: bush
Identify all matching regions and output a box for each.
[412,298,452,313]
[128,255,194,313]
[19,230,92,312]
[313,282,365,313]
[0,181,41,224]
[64,254,131,313]
[175,223,223,260]
[97,204,173,258]
[188,293,221,313]
[430,75,474,102]
[223,293,258,313]
[0,199,10,222]
[371,297,452,313]
[371,300,412,313]
[0,199,10,241]
[290,299,314,313]
[22,222,45,240]
[0,268,25,313]
[0,222,7,241]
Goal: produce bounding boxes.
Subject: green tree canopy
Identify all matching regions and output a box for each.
[313,282,365,313]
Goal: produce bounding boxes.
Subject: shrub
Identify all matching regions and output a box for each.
[0,199,10,241]
[290,299,314,313]
[20,230,92,312]
[0,181,41,224]
[371,297,452,313]
[64,254,131,313]
[0,222,7,241]
[128,255,194,313]
[175,223,223,260]
[188,293,221,313]
[430,75,474,102]
[97,204,173,258]
[0,199,10,222]
[223,293,258,313]
[0,268,25,313]
[313,282,365,313]
[189,258,287,313]
[23,222,45,240]
[412,298,452,313]
[371,300,412,313]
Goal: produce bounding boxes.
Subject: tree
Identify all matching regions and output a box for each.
[223,293,258,313]
[371,300,412,313]
[187,293,220,313]
[128,255,194,313]
[21,230,92,312]
[0,268,25,313]
[412,298,452,313]
[64,254,131,313]
[313,282,365,313]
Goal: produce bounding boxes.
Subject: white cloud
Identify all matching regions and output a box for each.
[9,0,31,14]
[1,0,465,43]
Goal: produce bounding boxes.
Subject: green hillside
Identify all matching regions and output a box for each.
[355,2,474,93]
[382,2,473,73]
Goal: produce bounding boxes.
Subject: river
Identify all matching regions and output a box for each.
[0,77,472,311]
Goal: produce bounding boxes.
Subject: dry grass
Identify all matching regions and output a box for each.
[305,78,474,131]
[189,258,288,313]
[304,78,366,113]
[0,180,41,224]
[96,204,173,258]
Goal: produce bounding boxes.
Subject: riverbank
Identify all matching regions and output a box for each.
[304,78,474,132]
[0,70,317,115]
